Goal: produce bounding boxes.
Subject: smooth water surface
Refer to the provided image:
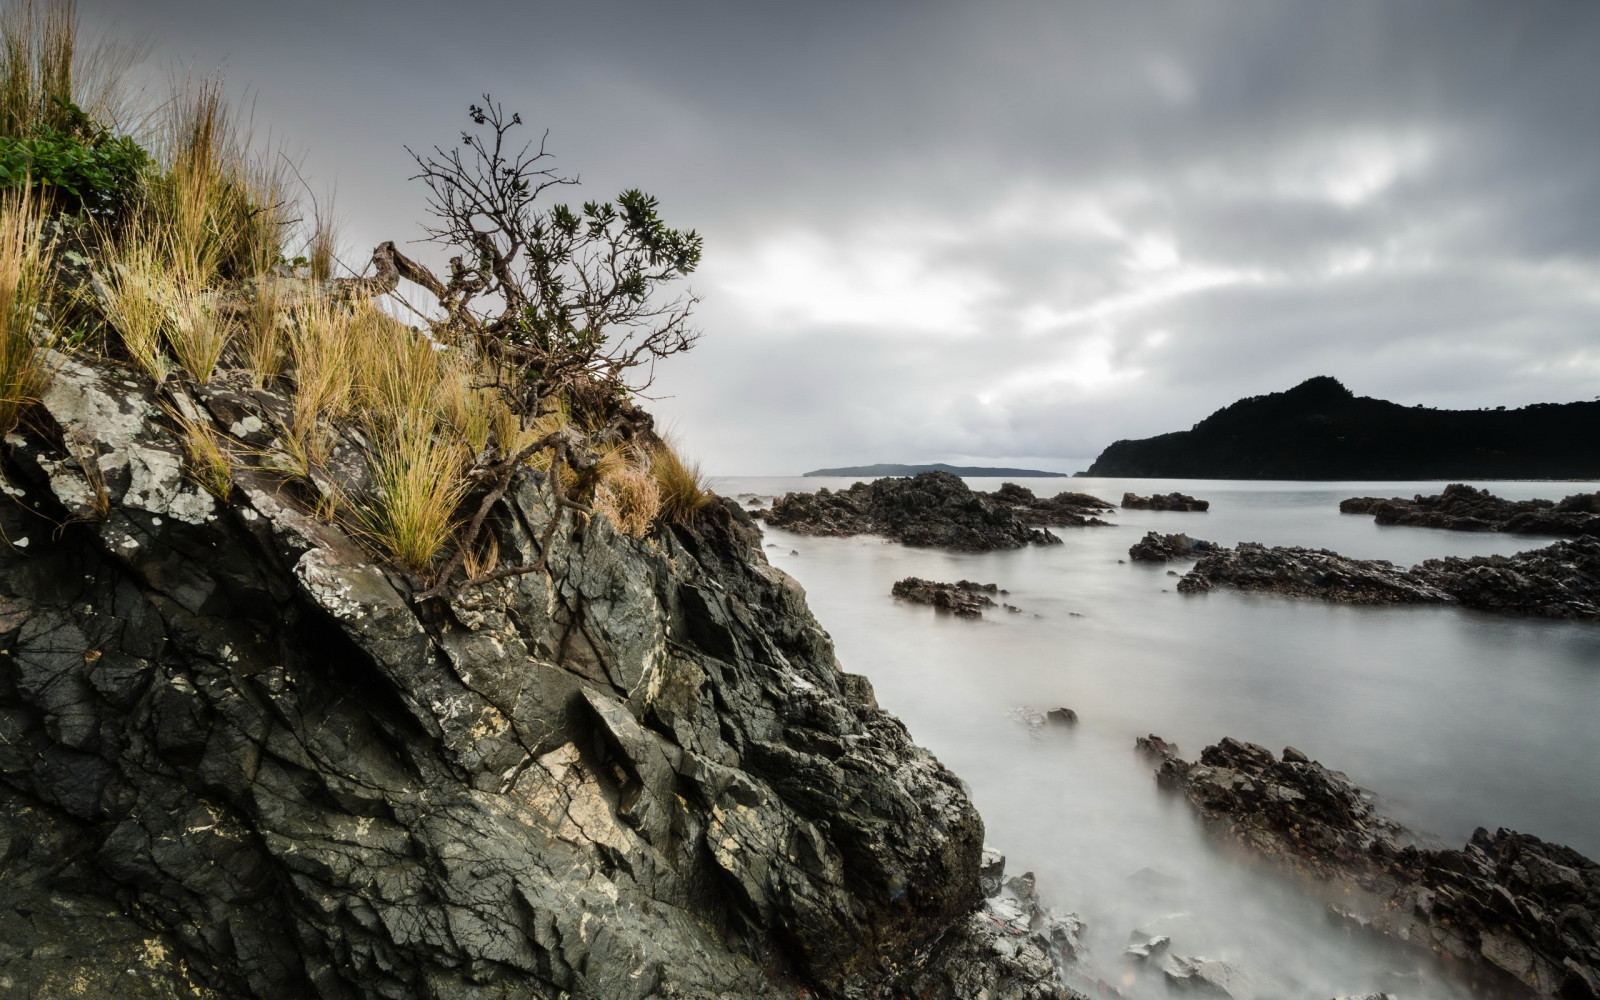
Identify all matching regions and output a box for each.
[717,475,1600,999]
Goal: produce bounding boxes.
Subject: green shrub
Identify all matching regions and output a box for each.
[0,97,147,212]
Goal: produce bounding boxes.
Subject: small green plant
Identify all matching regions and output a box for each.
[0,97,149,212]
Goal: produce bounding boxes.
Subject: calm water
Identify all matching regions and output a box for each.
[717,475,1600,1000]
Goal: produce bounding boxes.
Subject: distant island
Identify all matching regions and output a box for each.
[1085,376,1600,480]
[803,462,1070,478]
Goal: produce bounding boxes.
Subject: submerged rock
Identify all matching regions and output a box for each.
[892,576,1003,617]
[1122,492,1210,512]
[759,471,1067,551]
[1140,737,1600,1000]
[1340,483,1600,537]
[1176,538,1600,619]
[0,354,1080,999]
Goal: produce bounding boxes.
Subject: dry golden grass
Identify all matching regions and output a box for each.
[350,411,471,577]
[236,275,287,382]
[0,0,139,138]
[285,299,358,462]
[0,188,57,438]
[162,399,232,499]
[92,232,173,380]
[593,464,661,539]
[649,439,710,524]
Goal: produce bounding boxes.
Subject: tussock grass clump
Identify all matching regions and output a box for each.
[350,412,471,577]
[649,440,710,524]
[0,0,138,139]
[0,187,56,437]
[594,463,661,539]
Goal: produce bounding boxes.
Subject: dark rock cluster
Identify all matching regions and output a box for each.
[1127,531,1219,563]
[891,577,1005,618]
[0,354,1078,1000]
[1175,538,1600,619]
[1138,737,1600,1000]
[758,471,1065,551]
[1121,492,1209,512]
[988,483,1116,527]
[1341,483,1600,537]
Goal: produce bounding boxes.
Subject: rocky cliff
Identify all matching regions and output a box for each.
[0,354,1071,999]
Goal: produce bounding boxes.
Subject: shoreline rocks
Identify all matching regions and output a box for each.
[1123,492,1210,512]
[758,471,1065,551]
[1175,537,1600,620]
[1137,736,1600,1000]
[1340,483,1600,537]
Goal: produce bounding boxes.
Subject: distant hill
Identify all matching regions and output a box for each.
[1085,376,1600,480]
[803,462,1070,478]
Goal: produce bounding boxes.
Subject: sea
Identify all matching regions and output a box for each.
[713,474,1600,1000]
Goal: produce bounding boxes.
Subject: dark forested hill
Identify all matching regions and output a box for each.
[1085,377,1600,480]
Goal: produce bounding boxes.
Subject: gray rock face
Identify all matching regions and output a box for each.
[0,356,1079,999]
[759,471,1064,551]
[1140,737,1600,1000]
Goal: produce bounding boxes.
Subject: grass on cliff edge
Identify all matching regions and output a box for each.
[0,0,713,580]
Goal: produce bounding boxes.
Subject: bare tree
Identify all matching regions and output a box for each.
[400,97,703,414]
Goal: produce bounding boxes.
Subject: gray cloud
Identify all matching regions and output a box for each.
[80,0,1600,473]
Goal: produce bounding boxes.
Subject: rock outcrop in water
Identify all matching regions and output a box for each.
[988,483,1116,528]
[1121,492,1209,512]
[1127,532,1219,563]
[757,471,1065,551]
[1340,483,1600,537]
[1085,375,1600,480]
[1175,538,1600,620]
[1138,737,1600,1000]
[0,355,1077,999]
[891,577,1003,618]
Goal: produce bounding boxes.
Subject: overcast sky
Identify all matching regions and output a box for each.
[81,1,1600,474]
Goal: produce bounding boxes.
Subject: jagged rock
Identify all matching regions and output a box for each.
[1141,737,1600,1000]
[1122,492,1210,512]
[1124,930,1171,961]
[0,353,1079,1000]
[990,483,1117,527]
[1128,531,1218,562]
[1177,538,1600,619]
[1340,483,1600,537]
[1176,542,1452,604]
[891,577,1002,617]
[759,471,1065,551]
[1158,954,1255,999]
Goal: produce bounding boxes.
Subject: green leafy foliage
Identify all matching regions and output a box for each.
[0,96,148,212]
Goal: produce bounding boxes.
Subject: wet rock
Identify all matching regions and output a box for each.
[1340,483,1600,537]
[1122,492,1210,512]
[1177,538,1600,620]
[761,471,1065,551]
[892,577,1001,617]
[1047,707,1079,726]
[1124,930,1171,961]
[1128,531,1219,562]
[1143,738,1600,1000]
[1159,954,1255,999]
